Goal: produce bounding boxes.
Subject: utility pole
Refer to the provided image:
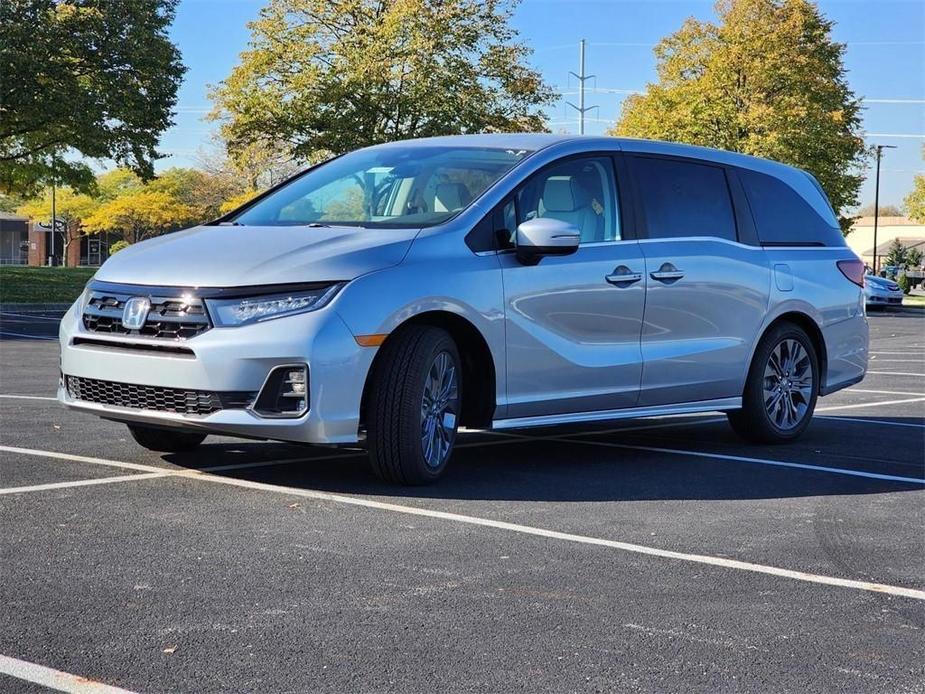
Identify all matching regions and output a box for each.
[566,39,597,135]
[872,143,897,274]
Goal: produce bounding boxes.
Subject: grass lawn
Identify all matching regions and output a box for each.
[902,293,925,309]
[0,266,96,304]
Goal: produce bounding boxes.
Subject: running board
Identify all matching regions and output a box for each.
[491,397,741,430]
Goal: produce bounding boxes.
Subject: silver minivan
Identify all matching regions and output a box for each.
[58,135,869,484]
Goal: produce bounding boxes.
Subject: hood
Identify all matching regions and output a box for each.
[866,275,899,289]
[94,224,420,287]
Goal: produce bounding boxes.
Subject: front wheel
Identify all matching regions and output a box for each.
[727,322,819,444]
[366,326,461,485]
[128,424,206,453]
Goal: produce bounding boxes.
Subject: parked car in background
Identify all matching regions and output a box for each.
[864,274,904,308]
[57,135,869,484]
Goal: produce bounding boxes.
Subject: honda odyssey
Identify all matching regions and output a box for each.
[58,134,869,484]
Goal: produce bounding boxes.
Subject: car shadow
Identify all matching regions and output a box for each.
[160,416,925,503]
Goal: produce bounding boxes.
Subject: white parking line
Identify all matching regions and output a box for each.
[867,371,925,377]
[0,654,138,693]
[871,358,925,364]
[0,331,56,340]
[0,472,172,496]
[847,388,925,397]
[0,446,172,474]
[3,444,924,601]
[0,311,63,321]
[0,393,56,401]
[556,438,925,485]
[815,415,925,430]
[816,396,925,412]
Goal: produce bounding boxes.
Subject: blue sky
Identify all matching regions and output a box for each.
[161,0,924,209]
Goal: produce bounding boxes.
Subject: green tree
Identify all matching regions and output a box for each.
[884,238,909,270]
[17,187,98,266]
[907,246,923,270]
[611,0,866,231]
[82,190,198,244]
[0,0,185,196]
[904,155,925,223]
[209,0,555,165]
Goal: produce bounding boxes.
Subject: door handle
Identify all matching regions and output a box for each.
[605,265,642,286]
[650,262,684,282]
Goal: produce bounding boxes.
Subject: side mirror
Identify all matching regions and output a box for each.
[515,218,580,265]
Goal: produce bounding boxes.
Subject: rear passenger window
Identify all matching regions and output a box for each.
[739,169,844,246]
[631,157,737,241]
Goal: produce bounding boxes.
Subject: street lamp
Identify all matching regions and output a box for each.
[872,143,897,274]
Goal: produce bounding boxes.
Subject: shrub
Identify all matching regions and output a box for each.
[109,240,129,254]
[897,273,912,295]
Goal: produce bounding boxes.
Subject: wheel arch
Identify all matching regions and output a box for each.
[752,311,828,390]
[359,310,497,431]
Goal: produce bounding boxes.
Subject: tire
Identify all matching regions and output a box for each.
[727,322,819,444]
[366,325,462,485]
[128,424,206,453]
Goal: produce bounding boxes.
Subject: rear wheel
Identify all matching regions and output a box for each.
[127,424,206,453]
[727,322,819,443]
[366,325,461,485]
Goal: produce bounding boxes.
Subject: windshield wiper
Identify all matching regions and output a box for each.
[219,221,245,226]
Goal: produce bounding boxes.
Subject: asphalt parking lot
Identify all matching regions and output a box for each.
[1,309,923,693]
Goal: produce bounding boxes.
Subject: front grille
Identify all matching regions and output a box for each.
[65,376,255,416]
[83,289,211,339]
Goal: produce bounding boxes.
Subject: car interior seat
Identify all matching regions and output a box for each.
[538,175,600,242]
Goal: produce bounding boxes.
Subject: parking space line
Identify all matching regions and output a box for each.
[0,446,174,474]
[847,388,925,396]
[0,311,64,321]
[0,654,138,693]
[869,359,925,363]
[4,444,925,601]
[0,331,57,340]
[171,467,925,601]
[555,438,925,485]
[0,394,57,401]
[816,396,925,412]
[0,472,173,496]
[815,415,925,430]
[866,371,925,377]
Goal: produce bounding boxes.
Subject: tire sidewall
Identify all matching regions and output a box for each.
[390,329,462,483]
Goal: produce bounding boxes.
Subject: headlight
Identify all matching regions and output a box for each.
[206,284,343,327]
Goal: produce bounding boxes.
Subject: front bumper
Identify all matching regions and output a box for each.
[58,302,374,444]
[865,288,904,305]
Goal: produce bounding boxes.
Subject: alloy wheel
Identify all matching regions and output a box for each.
[763,339,813,430]
[420,351,459,468]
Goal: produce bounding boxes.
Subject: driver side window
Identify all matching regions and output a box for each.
[515,156,620,245]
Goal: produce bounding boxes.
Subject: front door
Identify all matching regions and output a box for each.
[499,155,646,418]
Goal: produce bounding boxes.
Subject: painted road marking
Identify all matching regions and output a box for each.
[866,371,925,377]
[816,396,925,412]
[0,311,64,321]
[555,438,925,485]
[0,472,172,496]
[0,654,138,693]
[2,444,924,601]
[815,415,925,430]
[0,331,56,340]
[0,394,57,401]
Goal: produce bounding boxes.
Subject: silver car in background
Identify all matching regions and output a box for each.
[58,135,869,484]
[864,274,904,308]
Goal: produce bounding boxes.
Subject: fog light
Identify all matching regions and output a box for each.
[253,364,309,417]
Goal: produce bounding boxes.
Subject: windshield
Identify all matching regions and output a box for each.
[229,145,533,229]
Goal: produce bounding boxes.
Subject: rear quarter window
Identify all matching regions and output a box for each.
[739,169,844,247]
[630,157,738,242]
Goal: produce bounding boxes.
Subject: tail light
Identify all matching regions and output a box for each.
[837,258,865,288]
